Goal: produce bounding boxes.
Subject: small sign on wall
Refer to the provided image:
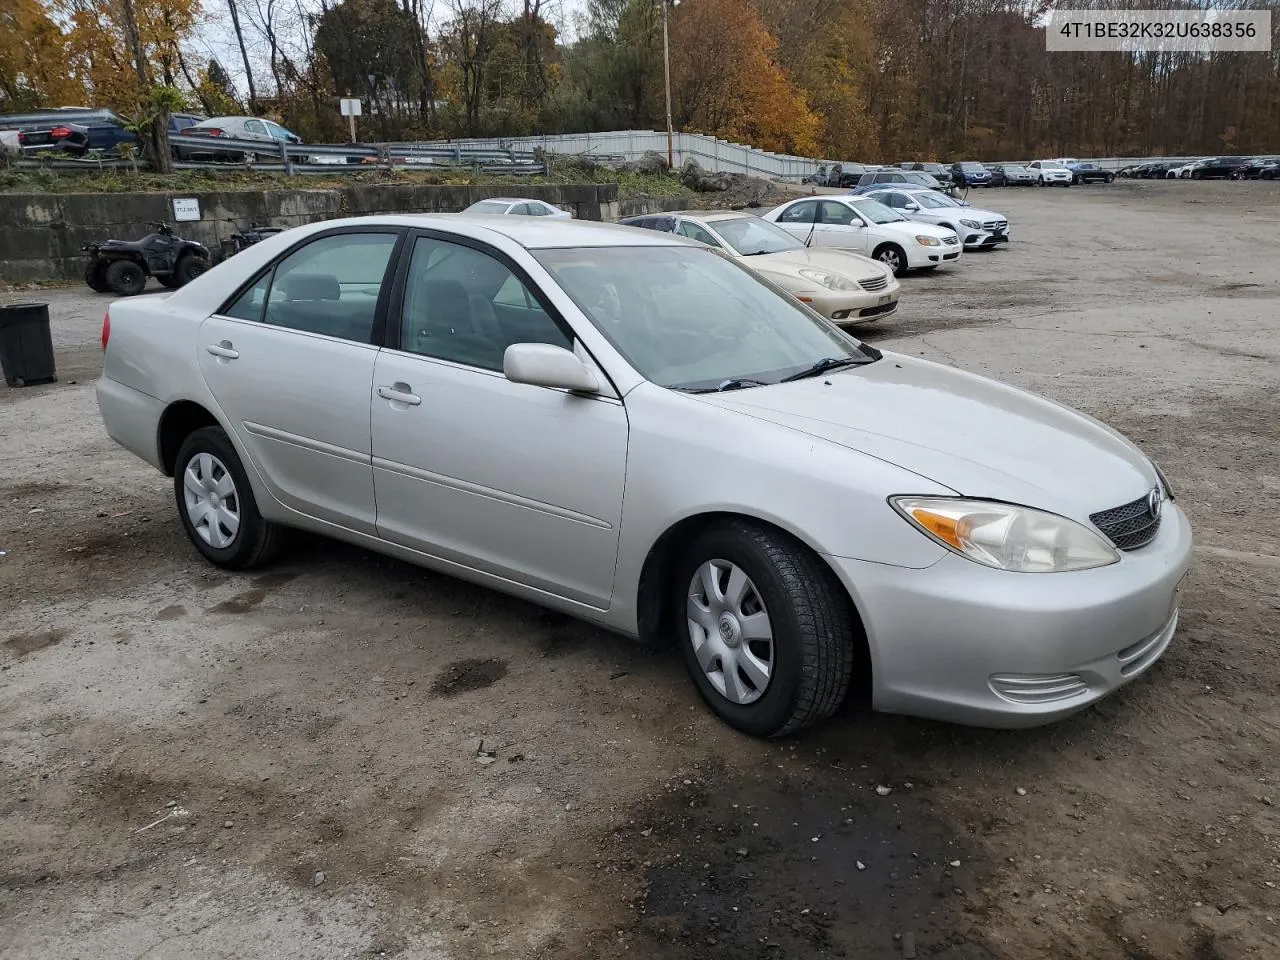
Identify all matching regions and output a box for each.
[172,198,201,222]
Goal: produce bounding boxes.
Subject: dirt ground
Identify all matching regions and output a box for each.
[2,179,1278,960]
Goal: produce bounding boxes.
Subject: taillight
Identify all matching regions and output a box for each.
[208,128,225,137]
[51,125,73,138]
[101,311,111,352]
[16,131,26,143]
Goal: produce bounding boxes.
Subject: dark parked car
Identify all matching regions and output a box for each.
[951,161,992,187]
[0,108,203,155]
[908,162,954,188]
[1128,162,1171,179]
[853,170,944,191]
[988,163,1036,187]
[1190,156,1250,180]
[13,120,90,155]
[1234,157,1280,180]
[1068,162,1115,184]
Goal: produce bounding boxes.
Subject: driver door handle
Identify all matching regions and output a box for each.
[377,383,422,406]
[206,341,239,360]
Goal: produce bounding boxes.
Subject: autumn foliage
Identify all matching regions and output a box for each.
[4,0,1280,162]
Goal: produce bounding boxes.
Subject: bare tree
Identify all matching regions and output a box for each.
[227,0,259,105]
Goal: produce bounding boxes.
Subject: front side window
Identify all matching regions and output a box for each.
[223,232,397,342]
[677,221,721,247]
[916,192,954,209]
[399,236,571,371]
[536,246,872,392]
[777,200,817,224]
[819,201,857,225]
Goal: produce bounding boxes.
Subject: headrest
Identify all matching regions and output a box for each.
[281,272,340,301]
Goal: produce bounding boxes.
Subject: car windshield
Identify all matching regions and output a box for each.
[902,172,938,186]
[710,217,803,256]
[915,192,958,209]
[848,198,906,224]
[959,163,986,171]
[466,201,512,214]
[534,246,875,391]
[1004,165,1027,173]
[1040,161,1066,169]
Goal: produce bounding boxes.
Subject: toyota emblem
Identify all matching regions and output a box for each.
[1147,486,1164,517]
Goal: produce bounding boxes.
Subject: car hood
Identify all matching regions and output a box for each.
[951,206,1002,221]
[698,354,1156,521]
[743,248,887,283]
[876,219,954,240]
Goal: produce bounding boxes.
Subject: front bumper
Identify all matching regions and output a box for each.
[800,286,901,325]
[825,502,1193,728]
[1040,172,1073,185]
[911,241,962,268]
[961,229,1010,249]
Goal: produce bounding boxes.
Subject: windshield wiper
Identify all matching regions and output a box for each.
[780,355,875,382]
[680,377,771,393]
[740,249,772,256]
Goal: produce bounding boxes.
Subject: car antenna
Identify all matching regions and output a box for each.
[803,215,817,248]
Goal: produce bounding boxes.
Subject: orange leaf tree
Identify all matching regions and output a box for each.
[668,0,821,156]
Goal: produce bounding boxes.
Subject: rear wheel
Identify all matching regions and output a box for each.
[872,243,907,276]
[84,261,110,293]
[174,426,284,569]
[105,259,146,296]
[676,521,856,738]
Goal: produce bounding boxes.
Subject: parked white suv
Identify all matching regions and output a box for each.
[1026,160,1074,186]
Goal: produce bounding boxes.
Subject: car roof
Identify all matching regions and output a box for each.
[662,210,759,222]
[469,198,544,205]
[382,213,691,249]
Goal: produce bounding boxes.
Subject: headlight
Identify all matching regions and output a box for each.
[915,235,941,247]
[890,497,1120,573]
[797,268,858,291]
[960,218,981,229]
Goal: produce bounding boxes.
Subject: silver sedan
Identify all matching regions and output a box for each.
[96,215,1192,737]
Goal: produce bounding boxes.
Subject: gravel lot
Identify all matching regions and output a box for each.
[2,179,1278,960]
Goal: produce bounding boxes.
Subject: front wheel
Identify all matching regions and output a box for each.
[676,521,856,737]
[174,252,208,286]
[173,426,284,569]
[105,258,146,296]
[872,243,907,276]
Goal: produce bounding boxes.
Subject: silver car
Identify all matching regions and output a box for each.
[96,216,1192,737]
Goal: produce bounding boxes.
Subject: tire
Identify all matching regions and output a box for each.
[173,426,284,570]
[84,261,110,293]
[174,252,208,286]
[872,243,907,276]
[675,520,856,738]
[157,274,182,289]
[105,258,146,296]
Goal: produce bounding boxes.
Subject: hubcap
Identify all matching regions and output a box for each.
[183,452,240,549]
[687,559,774,705]
[879,250,900,272]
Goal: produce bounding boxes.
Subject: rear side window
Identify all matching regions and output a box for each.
[221,232,397,343]
[677,221,721,247]
[777,200,817,224]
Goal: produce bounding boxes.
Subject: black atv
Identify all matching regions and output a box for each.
[218,222,283,261]
[83,221,211,296]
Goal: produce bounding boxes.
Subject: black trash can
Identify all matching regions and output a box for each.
[0,302,56,388]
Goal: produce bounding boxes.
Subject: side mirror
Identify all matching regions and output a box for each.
[503,343,600,393]
[903,203,920,212]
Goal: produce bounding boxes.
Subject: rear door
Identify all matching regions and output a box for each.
[198,228,402,533]
[369,231,628,608]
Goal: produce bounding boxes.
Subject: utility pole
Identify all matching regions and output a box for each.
[661,0,673,168]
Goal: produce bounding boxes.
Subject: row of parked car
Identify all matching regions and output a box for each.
[0,107,302,159]
[1118,156,1280,180]
[808,158,1114,190]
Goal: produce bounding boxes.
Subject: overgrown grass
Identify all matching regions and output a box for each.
[0,162,693,199]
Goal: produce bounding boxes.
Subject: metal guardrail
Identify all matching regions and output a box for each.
[9,133,548,175]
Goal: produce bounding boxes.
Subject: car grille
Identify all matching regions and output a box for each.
[858,300,897,318]
[859,275,889,292]
[1090,492,1162,550]
[942,236,959,246]
[983,220,1008,232]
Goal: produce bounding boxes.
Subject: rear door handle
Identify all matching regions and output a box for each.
[206,341,239,360]
[377,383,422,406]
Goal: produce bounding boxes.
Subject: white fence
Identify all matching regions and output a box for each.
[421,130,825,181]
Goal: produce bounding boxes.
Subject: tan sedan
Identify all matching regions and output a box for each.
[618,210,900,326]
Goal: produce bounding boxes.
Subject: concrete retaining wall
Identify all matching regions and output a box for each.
[0,183,689,283]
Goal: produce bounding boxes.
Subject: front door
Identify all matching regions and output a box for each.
[370,232,628,609]
[810,200,870,253]
[198,229,401,533]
